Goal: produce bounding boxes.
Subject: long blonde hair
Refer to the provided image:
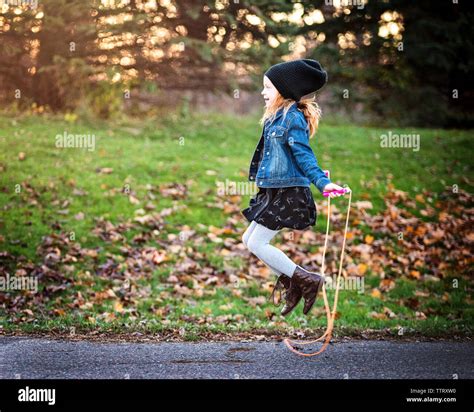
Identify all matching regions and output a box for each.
[259,93,322,138]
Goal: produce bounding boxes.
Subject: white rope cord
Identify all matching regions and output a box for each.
[283,188,352,357]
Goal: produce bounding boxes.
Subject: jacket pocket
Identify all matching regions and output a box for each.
[267,125,286,140]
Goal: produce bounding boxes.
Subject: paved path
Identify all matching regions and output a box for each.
[1,337,472,379]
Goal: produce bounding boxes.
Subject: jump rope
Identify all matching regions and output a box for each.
[283,172,352,357]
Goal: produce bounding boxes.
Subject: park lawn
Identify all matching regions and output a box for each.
[0,112,472,339]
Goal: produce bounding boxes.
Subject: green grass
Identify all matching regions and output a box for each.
[0,111,472,338]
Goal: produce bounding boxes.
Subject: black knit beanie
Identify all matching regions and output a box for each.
[264,59,328,102]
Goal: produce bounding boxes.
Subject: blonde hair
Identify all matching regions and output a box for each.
[259,92,322,138]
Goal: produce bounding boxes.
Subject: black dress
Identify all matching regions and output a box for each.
[241,186,317,231]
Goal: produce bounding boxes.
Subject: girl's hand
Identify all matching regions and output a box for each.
[323,183,348,198]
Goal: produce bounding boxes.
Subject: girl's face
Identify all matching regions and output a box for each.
[261,75,278,108]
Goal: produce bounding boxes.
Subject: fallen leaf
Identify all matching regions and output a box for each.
[370,288,382,299]
[364,235,374,244]
[113,301,124,313]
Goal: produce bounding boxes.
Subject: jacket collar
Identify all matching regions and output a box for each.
[264,101,298,127]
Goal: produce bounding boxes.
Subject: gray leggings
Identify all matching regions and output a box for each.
[242,220,297,277]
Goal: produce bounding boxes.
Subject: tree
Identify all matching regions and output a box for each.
[295,0,474,126]
[0,0,96,110]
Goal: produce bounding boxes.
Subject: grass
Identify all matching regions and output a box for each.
[0,111,472,339]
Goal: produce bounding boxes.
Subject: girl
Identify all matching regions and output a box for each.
[241,59,347,317]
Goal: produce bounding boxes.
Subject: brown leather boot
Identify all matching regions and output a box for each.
[269,275,303,316]
[280,278,303,316]
[269,275,291,306]
[291,265,324,315]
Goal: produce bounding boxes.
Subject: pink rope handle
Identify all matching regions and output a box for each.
[322,170,351,197]
[322,188,350,197]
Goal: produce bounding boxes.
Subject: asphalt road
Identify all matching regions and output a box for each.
[1,337,473,379]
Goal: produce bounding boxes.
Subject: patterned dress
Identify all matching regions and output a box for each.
[241,186,317,230]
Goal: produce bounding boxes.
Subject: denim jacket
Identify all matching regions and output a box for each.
[248,102,331,193]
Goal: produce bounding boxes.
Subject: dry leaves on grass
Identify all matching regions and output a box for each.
[1,184,472,325]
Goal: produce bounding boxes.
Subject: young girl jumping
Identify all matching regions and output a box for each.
[241,59,347,317]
